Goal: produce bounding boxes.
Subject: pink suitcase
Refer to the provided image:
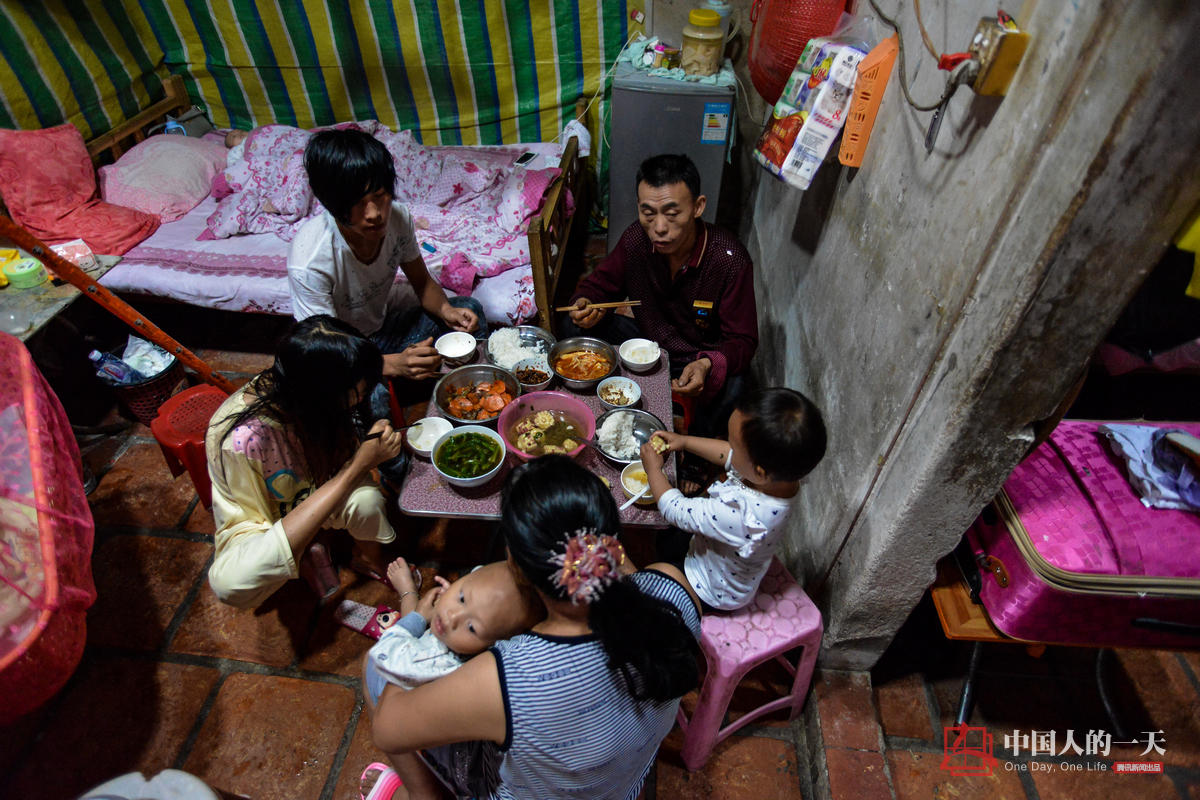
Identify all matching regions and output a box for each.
[965,420,1200,649]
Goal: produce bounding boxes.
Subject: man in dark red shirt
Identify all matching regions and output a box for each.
[562,153,757,437]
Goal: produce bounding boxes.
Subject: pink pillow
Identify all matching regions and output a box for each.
[0,124,159,255]
[494,166,561,232]
[99,135,227,222]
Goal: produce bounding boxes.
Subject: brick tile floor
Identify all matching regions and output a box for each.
[3,341,1199,800]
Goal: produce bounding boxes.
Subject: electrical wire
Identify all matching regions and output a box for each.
[553,31,642,148]
[867,0,956,112]
[912,0,941,60]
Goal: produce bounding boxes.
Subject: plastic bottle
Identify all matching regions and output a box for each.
[681,8,725,77]
[89,350,146,384]
[701,0,733,41]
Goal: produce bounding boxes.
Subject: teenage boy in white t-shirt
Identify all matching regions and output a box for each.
[288,129,485,384]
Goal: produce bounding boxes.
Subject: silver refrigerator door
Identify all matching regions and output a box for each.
[607,63,735,251]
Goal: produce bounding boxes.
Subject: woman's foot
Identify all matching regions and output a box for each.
[350,542,394,589]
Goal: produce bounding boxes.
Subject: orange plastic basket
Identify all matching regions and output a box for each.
[839,35,899,168]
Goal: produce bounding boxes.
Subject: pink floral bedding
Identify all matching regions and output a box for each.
[101,197,541,324]
[202,121,564,294]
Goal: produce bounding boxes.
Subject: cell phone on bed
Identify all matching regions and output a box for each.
[514,151,538,167]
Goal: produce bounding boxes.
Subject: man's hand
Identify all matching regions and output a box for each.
[441,303,479,334]
[383,337,441,380]
[670,357,711,397]
[567,298,607,330]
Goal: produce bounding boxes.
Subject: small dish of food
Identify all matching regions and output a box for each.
[435,331,478,368]
[596,376,641,411]
[406,416,453,458]
[620,461,655,506]
[549,337,617,391]
[618,338,661,373]
[432,425,506,488]
[511,357,553,392]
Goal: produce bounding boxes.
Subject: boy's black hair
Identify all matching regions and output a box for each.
[636,153,702,204]
[304,129,396,224]
[735,388,827,482]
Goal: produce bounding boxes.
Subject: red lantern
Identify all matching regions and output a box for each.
[748,0,846,104]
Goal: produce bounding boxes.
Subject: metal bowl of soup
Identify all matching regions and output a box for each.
[548,337,617,391]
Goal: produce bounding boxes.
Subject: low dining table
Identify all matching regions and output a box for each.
[398,346,677,527]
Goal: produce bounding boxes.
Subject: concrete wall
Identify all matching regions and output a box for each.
[744,1,1200,666]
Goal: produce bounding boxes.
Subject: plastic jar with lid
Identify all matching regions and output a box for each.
[681,8,724,77]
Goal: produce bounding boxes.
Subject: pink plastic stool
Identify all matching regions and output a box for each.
[150,384,229,509]
[675,558,823,771]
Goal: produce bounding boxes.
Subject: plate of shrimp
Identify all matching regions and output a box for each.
[433,364,521,426]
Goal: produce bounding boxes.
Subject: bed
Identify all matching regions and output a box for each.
[85,76,586,331]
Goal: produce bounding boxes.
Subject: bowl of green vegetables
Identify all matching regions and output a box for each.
[431,425,507,488]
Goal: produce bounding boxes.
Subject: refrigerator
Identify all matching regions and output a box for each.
[607,62,735,251]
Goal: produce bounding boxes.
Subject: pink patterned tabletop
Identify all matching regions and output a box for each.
[399,346,676,527]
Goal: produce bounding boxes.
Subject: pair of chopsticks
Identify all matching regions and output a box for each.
[554,300,642,312]
[362,422,420,441]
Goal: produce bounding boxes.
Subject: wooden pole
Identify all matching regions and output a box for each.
[0,217,236,394]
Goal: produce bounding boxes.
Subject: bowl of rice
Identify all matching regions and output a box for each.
[593,408,668,466]
[486,326,555,372]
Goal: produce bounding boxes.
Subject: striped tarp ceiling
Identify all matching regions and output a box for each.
[0,1,628,147]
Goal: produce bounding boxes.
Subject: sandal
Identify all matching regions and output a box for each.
[299,542,340,602]
[349,559,395,591]
[334,600,401,639]
[677,456,716,498]
[360,762,403,800]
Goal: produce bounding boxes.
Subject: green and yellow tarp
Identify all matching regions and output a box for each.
[0,1,628,147]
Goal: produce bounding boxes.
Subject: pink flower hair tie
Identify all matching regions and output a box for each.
[550,530,626,604]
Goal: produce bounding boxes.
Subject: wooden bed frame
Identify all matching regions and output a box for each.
[84,75,588,331]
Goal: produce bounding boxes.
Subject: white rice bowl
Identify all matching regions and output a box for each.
[597,410,639,460]
[488,328,549,372]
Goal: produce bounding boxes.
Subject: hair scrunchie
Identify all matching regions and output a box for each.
[550,529,626,604]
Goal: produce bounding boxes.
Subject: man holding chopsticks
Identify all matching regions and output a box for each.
[563,153,758,440]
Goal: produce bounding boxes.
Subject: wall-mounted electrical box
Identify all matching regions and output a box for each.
[969,17,1030,96]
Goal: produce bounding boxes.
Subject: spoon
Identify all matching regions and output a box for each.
[618,490,648,512]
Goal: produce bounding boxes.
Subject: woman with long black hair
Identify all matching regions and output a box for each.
[205,314,404,609]
[362,455,702,800]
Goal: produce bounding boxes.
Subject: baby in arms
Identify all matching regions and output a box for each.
[363,558,543,694]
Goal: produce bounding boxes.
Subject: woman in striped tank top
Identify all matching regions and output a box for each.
[362,455,703,800]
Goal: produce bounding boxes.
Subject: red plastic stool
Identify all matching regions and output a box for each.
[150,384,229,509]
[386,378,409,427]
[675,559,824,770]
[671,391,695,434]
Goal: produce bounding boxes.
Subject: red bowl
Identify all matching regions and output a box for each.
[497,391,596,461]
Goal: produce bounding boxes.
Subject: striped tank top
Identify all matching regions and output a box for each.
[488,570,701,799]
